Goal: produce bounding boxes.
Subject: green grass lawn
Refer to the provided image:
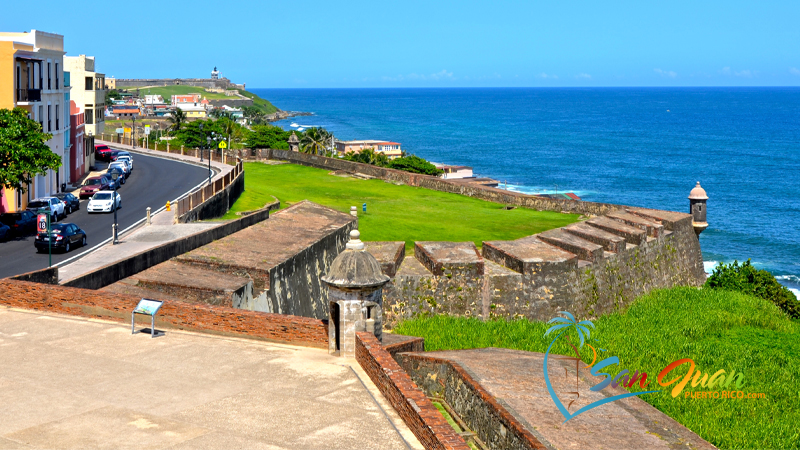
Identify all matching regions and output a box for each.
[224,162,579,249]
[117,85,234,100]
[235,89,278,114]
[394,287,800,450]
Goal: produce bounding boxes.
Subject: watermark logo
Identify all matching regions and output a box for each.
[543,311,754,423]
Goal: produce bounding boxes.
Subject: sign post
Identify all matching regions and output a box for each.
[37,211,51,267]
[132,298,164,338]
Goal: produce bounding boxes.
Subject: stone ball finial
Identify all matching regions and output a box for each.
[321,229,389,289]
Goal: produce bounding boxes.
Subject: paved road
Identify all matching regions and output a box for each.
[0,151,209,279]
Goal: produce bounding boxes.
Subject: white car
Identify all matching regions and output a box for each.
[116,155,133,172]
[87,191,121,213]
[26,197,66,221]
[109,161,130,177]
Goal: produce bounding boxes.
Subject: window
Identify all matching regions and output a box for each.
[55,63,59,89]
[85,77,93,91]
[38,105,43,129]
[55,104,59,130]
[48,105,52,131]
[47,62,51,90]
[84,108,94,125]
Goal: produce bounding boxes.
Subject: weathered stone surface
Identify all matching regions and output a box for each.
[564,222,626,253]
[415,241,484,276]
[398,348,716,450]
[482,236,578,275]
[537,228,604,263]
[365,241,406,277]
[585,216,647,246]
[606,211,665,238]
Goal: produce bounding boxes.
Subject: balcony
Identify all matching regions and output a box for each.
[16,88,42,103]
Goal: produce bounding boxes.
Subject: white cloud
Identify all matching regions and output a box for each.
[575,73,592,79]
[382,70,454,82]
[719,67,758,78]
[720,67,732,76]
[539,73,559,79]
[790,68,800,76]
[654,68,677,78]
[429,69,454,80]
[735,69,754,78]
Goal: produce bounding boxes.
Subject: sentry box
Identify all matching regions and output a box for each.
[131,298,164,338]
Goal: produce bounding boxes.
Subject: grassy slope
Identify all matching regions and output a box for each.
[116,85,232,100]
[394,288,800,449]
[236,89,278,114]
[224,162,579,249]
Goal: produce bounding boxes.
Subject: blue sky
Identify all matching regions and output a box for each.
[3,0,800,88]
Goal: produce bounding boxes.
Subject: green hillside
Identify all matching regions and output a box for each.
[115,85,278,113]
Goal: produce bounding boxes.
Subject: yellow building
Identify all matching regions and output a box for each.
[0,30,68,214]
[334,140,403,159]
[64,54,105,174]
[177,103,208,118]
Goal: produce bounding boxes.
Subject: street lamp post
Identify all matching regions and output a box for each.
[111,172,119,244]
[199,123,204,162]
[206,135,213,185]
[132,116,136,149]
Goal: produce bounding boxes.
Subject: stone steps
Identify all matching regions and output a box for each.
[482,236,577,275]
[564,222,627,253]
[585,216,647,246]
[537,228,604,263]
[414,241,484,277]
[605,211,665,238]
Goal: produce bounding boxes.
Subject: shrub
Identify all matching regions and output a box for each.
[705,260,799,318]
[387,155,444,176]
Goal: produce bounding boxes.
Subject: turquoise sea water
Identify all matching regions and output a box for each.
[253,87,800,296]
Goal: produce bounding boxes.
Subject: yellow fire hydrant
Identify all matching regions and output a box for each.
[166,200,171,211]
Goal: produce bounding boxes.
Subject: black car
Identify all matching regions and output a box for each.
[0,211,37,237]
[34,222,86,253]
[0,223,10,241]
[53,192,81,214]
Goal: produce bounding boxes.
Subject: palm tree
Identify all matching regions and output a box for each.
[545,311,595,410]
[299,127,329,155]
[167,108,186,133]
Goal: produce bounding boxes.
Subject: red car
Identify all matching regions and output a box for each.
[95,144,117,162]
[79,176,111,199]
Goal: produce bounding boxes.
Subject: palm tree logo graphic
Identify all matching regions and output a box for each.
[544,311,595,411]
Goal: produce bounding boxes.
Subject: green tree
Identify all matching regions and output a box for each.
[343,148,389,166]
[299,127,329,155]
[387,155,444,176]
[175,119,223,148]
[0,108,61,193]
[106,89,122,102]
[167,107,187,133]
[245,124,291,149]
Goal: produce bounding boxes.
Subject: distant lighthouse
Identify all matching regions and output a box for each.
[211,66,219,80]
[689,182,708,236]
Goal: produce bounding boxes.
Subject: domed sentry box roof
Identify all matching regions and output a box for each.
[288,131,300,144]
[321,230,389,290]
[688,181,708,200]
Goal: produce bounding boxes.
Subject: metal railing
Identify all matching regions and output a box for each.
[16,88,41,102]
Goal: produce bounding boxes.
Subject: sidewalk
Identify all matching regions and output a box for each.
[56,141,239,284]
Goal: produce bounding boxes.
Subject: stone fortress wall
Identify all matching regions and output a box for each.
[114,77,244,90]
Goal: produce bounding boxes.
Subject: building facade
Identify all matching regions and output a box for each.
[69,100,85,182]
[335,140,403,159]
[0,30,69,213]
[64,54,105,175]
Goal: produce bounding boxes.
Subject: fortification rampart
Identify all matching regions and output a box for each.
[115,77,243,90]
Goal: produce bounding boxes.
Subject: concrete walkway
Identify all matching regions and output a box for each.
[0,307,422,450]
[56,141,238,284]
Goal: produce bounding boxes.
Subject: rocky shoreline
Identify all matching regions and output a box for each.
[266,110,313,122]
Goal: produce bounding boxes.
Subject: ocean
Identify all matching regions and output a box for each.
[252,87,800,298]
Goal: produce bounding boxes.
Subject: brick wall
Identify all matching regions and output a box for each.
[397,353,548,450]
[0,279,328,348]
[355,332,470,450]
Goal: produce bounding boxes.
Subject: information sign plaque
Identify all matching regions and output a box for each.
[131,298,164,338]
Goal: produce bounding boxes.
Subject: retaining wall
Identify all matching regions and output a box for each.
[178,169,245,223]
[0,279,327,348]
[61,200,278,290]
[355,332,470,450]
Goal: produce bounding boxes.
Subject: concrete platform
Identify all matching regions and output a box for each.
[564,222,627,253]
[482,236,577,275]
[0,307,421,450]
[605,211,665,238]
[414,242,484,276]
[404,348,715,450]
[585,216,647,246]
[537,228,604,263]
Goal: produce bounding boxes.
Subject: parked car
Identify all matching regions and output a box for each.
[106,150,125,162]
[52,192,81,214]
[0,222,10,241]
[87,191,121,213]
[95,144,112,161]
[80,176,111,199]
[109,161,130,176]
[116,155,133,171]
[26,197,65,221]
[106,166,127,184]
[34,222,86,253]
[0,211,37,236]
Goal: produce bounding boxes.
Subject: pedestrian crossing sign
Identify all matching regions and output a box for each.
[218,141,227,149]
